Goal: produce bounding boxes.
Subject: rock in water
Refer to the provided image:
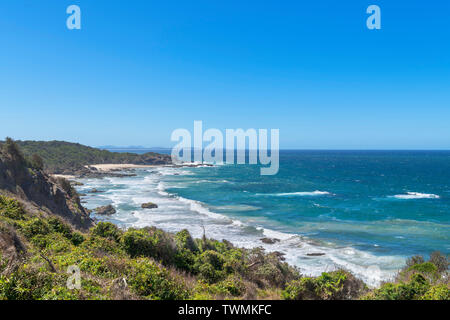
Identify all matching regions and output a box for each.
[95,205,116,215]
[260,237,280,244]
[141,202,158,209]
[89,188,104,193]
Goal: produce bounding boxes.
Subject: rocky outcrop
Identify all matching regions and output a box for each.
[141,202,158,209]
[89,188,103,193]
[0,148,93,231]
[260,237,280,244]
[306,253,325,257]
[95,205,116,215]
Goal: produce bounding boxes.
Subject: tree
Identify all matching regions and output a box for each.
[31,153,44,171]
[3,137,24,162]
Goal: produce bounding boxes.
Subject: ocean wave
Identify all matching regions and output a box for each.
[256,190,332,197]
[388,192,440,200]
[212,204,262,212]
[77,170,403,287]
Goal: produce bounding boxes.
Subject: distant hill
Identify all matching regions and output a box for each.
[0,140,171,174]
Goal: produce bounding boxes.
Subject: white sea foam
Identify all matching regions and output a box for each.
[389,192,440,200]
[76,168,402,287]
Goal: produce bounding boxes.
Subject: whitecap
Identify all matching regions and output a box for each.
[389,192,440,200]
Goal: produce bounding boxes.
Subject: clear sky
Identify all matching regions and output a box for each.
[0,1,449,149]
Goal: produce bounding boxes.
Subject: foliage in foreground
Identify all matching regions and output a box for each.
[0,196,448,300]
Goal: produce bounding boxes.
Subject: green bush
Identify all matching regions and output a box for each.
[71,232,85,246]
[30,154,44,171]
[48,217,72,238]
[421,284,450,300]
[407,262,439,280]
[0,196,25,220]
[91,222,122,242]
[175,229,198,252]
[121,227,176,264]
[20,218,51,239]
[282,270,366,300]
[429,251,449,273]
[127,258,189,300]
[0,265,59,300]
[194,250,228,283]
[367,274,430,300]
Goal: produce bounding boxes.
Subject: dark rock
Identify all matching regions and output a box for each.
[141,202,158,209]
[306,252,325,256]
[95,204,116,215]
[272,251,286,261]
[89,188,104,193]
[260,237,280,244]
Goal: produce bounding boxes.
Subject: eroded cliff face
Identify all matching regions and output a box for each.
[0,153,93,231]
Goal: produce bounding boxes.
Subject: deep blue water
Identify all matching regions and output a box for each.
[82,150,449,285]
[165,151,450,257]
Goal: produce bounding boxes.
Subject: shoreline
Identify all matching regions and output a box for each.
[73,165,402,287]
[85,163,161,172]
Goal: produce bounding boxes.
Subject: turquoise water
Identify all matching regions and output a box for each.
[77,150,450,286]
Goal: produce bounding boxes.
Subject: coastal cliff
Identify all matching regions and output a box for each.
[0,138,92,231]
[0,140,172,175]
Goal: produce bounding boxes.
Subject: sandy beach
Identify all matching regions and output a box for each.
[86,164,160,172]
[51,174,76,180]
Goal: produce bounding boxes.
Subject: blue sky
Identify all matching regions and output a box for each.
[0,0,449,149]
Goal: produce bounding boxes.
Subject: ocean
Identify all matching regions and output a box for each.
[75,150,450,286]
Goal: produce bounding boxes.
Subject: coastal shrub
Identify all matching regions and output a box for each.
[174,247,196,273]
[83,235,123,256]
[55,177,75,197]
[91,222,122,242]
[194,276,246,298]
[2,137,25,164]
[406,255,425,268]
[20,218,51,239]
[282,270,366,300]
[121,227,177,264]
[175,229,198,252]
[246,248,298,288]
[0,196,25,220]
[193,250,229,283]
[421,284,450,300]
[366,273,430,300]
[214,276,246,296]
[71,231,85,246]
[429,251,449,273]
[48,217,72,238]
[406,262,439,280]
[30,154,44,171]
[0,264,59,300]
[31,233,72,252]
[126,258,189,300]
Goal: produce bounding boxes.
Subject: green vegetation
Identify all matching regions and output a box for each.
[0,140,171,174]
[0,196,299,300]
[1,195,448,300]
